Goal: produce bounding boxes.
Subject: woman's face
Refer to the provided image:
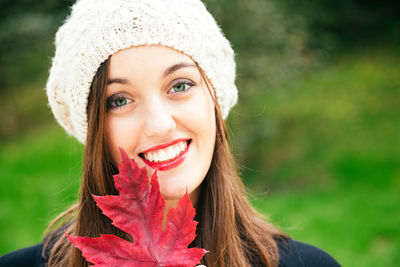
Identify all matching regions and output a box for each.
[105,45,216,201]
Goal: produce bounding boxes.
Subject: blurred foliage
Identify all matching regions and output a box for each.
[0,0,74,88]
[279,0,400,51]
[231,46,400,191]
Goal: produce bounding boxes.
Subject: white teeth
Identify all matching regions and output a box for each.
[179,142,185,151]
[159,150,167,162]
[167,147,175,159]
[153,152,160,162]
[147,152,154,162]
[143,141,188,163]
[174,146,180,156]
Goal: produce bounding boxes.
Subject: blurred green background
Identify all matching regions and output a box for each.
[1,0,399,266]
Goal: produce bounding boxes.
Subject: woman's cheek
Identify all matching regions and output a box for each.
[106,115,141,164]
[179,91,215,127]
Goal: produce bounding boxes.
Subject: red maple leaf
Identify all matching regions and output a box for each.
[66,148,207,266]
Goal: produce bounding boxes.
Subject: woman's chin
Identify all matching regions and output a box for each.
[160,187,188,202]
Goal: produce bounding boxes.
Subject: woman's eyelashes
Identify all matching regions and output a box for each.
[106,94,133,110]
[168,79,195,94]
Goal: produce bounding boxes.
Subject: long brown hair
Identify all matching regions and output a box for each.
[44,56,287,267]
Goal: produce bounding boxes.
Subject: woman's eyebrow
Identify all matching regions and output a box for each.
[107,78,130,85]
[107,62,197,84]
[163,62,197,78]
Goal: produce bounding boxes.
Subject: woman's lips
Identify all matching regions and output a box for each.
[140,139,191,171]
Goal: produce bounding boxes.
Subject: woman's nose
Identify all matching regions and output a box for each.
[142,99,176,137]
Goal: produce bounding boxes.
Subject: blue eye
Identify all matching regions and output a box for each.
[169,80,194,94]
[106,95,132,110]
[173,83,187,92]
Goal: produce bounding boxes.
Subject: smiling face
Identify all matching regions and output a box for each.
[105,45,216,202]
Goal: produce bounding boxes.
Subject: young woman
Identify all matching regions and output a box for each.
[0,0,340,266]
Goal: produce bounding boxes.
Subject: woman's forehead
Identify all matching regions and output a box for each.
[109,45,195,75]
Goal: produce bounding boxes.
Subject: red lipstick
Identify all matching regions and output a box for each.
[140,139,190,171]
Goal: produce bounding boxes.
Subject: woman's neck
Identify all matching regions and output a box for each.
[162,187,200,229]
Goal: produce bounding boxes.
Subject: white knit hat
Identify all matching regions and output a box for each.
[46,0,237,144]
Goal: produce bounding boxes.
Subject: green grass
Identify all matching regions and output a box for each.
[0,126,83,254]
[1,47,399,266]
[251,183,400,267]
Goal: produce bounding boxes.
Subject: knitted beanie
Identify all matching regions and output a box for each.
[46,0,237,144]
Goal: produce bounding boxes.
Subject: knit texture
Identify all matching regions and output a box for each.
[46,0,237,143]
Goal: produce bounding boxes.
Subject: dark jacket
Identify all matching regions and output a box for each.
[0,238,340,267]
